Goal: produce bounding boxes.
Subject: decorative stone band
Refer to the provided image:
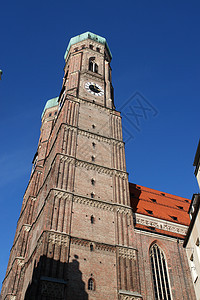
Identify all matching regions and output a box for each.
[59,155,75,164]
[55,152,128,178]
[117,247,137,260]
[119,290,143,300]
[73,193,132,215]
[95,243,116,253]
[47,231,70,247]
[5,295,17,300]
[34,187,132,216]
[75,159,128,179]
[16,257,25,267]
[37,230,116,253]
[71,236,116,253]
[24,224,31,232]
[134,213,188,236]
[116,207,132,215]
[73,195,114,211]
[77,126,124,146]
[61,118,123,145]
[66,93,119,115]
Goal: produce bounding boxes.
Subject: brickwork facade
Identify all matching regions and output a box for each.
[1,32,195,300]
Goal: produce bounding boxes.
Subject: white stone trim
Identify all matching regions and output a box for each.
[135,213,188,236]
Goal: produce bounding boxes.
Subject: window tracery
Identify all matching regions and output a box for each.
[150,243,172,300]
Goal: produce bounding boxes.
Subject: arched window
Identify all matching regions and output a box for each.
[88,278,94,290]
[89,57,98,73]
[150,244,172,300]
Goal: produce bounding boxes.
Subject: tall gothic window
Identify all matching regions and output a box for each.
[89,57,98,73]
[150,244,172,300]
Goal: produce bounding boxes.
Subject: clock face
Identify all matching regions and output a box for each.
[85,81,104,96]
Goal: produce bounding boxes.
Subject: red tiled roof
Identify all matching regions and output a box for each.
[129,183,191,238]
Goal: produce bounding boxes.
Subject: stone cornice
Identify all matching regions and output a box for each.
[55,152,128,178]
[134,213,188,236]
[77,125,124,145]
[72,193,132,214]
[39,230,117,253]
[60,122,124,145]
[65,93,120,116]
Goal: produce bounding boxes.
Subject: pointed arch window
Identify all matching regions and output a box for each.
[88,278,95,290]
[150,244,172,300]
[89,57,98,73]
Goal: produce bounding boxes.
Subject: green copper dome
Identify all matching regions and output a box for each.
[41,97,59,118]
[64,31,112,60]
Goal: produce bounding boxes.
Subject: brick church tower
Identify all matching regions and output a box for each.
[1,32,140,300]
[1,32,196,300]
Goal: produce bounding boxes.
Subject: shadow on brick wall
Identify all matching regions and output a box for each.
[24,256,88,300]
[129,183,141,213]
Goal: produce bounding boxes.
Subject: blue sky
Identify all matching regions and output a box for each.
[0,0,200,288]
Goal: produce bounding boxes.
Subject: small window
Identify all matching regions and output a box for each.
[90,243,94,251]
[49,113,52,117]
[91,179,95,185]
[92,124,96,129]
[74,47,78,52]
[92,142,96,148]
[170,216,177,221]
[91,156,95,162]
[177,206,183,210]
[96,47,100,52]
[161,193,165,196]
[150,198,157,203]
[91,192,95,198]
[54,111,57,115]
[82,45,86,49]
[89,45,93,50]
[146,210,153,215]
[88,278,94,290]
[91,215,94,224]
